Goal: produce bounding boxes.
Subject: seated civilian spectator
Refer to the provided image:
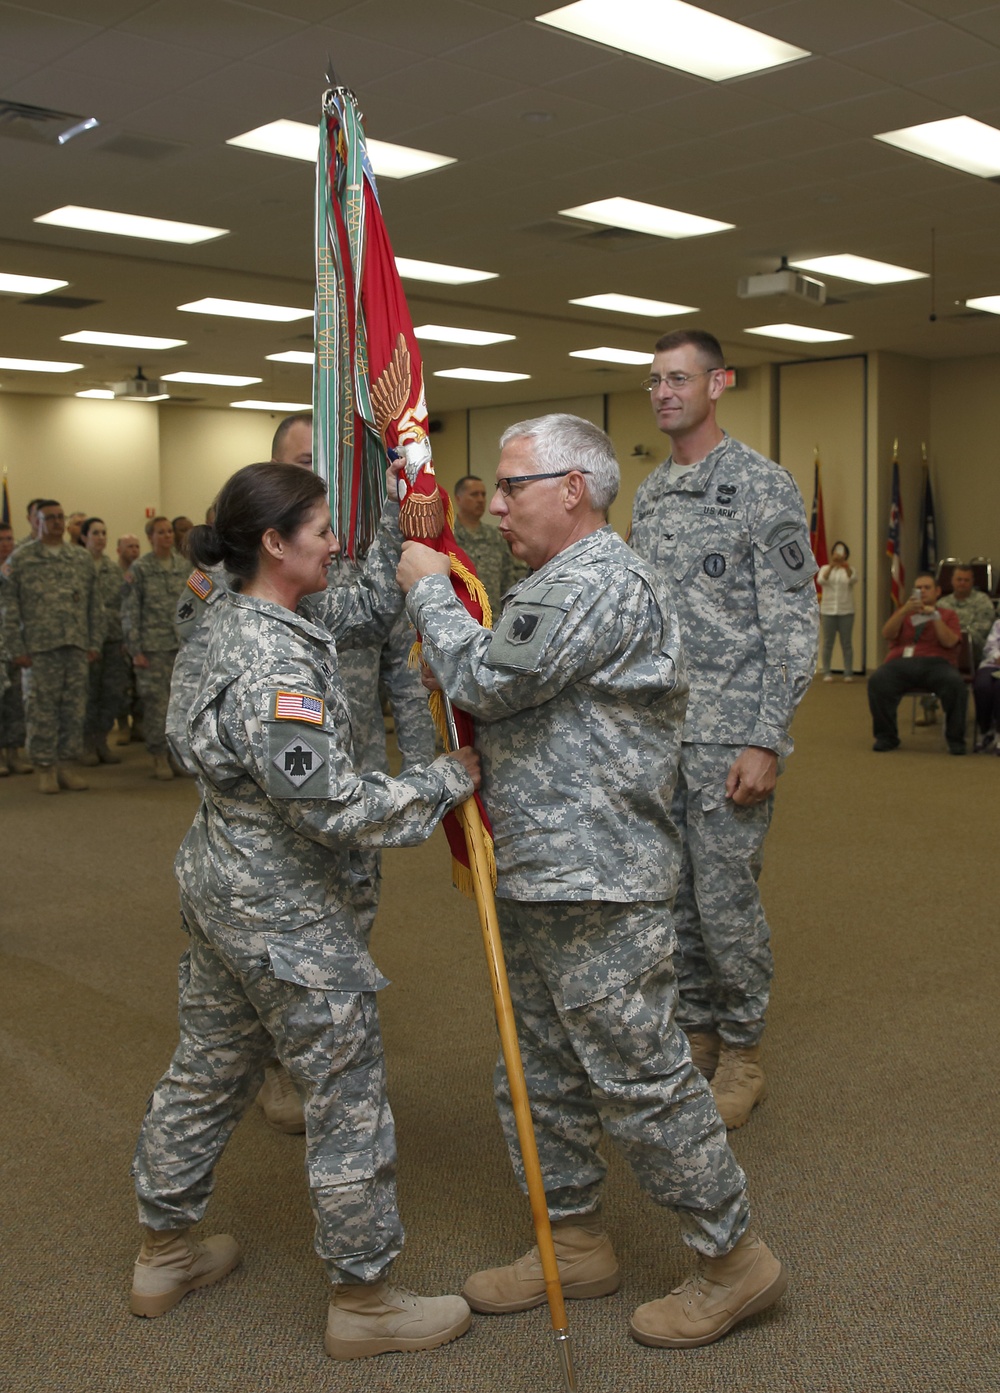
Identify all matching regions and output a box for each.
[972,618,1000,754]
[867,572,967,755]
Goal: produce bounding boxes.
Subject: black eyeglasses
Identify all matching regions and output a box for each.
[640,370,719,392]
[495,470,592,497]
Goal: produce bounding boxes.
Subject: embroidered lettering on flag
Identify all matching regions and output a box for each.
[187,570,213,600]
[274,691,325,724]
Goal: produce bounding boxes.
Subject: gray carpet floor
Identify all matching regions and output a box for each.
[1,681,996,1392]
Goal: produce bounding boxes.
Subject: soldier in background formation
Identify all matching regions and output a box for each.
[452,473,526,616]
[0,520,32,777]
[1,500,97,793]
[79,517,127,767]
[122,516,188,780]
[399,413,787,1351]
[630,330,818,1130]
[130,460,479,1361]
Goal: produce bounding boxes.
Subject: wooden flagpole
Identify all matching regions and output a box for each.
[443,696,577,1392]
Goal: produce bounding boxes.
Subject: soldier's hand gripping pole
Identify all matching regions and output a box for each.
[443,694,577,1393]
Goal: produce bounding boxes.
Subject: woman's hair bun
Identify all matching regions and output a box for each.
[188,523,226,569]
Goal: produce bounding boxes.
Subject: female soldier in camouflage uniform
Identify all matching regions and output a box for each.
[130,461,478,1360]
[121,515,188,780]
[80,517,127,765]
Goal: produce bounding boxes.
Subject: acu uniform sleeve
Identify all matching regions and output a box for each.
[120,567,142,655]
[242,678,472,850]
[749,474,819,756]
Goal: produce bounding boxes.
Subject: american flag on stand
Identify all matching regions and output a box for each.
[887,453,905,609]
[809,451,828,589]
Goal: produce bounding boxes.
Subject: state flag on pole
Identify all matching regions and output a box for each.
[809,455,828,584]
[919,467,937,574]
[887,456,905,609]
[1,474,9,527]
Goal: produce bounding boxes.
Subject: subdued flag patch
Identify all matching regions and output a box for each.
[274,690,324,724]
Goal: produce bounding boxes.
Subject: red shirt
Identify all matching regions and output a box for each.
[887,607,961,665]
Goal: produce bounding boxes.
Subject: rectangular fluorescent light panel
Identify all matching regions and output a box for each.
[875,117,1000,178]
[560,197,733,239]
[76,389,115,399]
[61,330,187,349]
[965,296,1000,314]
[266,351,313,364]
[789,255,926,285]
[231,398,312,411]
[536,0,809,81]
[35,205,227,244]
[570,293,697,316]
[177,298,312,322]
[570,347,653,364]
[227,120,454,178]
[415,324,514,346]
[162,372,263,386]
[744,324,853,344]
[0,356,82,372]
[0,272,69,295]
[434,369,530,383]
[396,257,497,285]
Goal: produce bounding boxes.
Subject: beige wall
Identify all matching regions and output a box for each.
[0,393,160,548]
[929,355,1000,569]
[158,406,274,525]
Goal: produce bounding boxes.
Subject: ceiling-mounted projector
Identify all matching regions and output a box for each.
[112,366,168,401]
[737,268,826,306]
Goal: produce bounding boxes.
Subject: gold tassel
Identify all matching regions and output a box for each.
[448,556,493,629]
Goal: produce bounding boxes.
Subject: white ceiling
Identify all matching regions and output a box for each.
[3,0,1000,413]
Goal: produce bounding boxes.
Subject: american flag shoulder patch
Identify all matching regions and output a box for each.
[187,570,213,600]
[274,690,325,725]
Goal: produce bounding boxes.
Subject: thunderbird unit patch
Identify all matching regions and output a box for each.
[274,691,325,725]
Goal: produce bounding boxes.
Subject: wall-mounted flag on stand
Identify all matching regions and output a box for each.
[809,448,828,587]
[918,448,937,575]
[887,446,905,609]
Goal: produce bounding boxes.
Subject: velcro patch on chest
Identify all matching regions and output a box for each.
[486,584,578,670]
[273,690,325,724]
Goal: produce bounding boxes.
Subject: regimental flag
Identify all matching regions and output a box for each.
[887,455,905,609]
[919,466,937,575]
[809,453,829,587]
[1,473,9,527]
[314,79,494,894]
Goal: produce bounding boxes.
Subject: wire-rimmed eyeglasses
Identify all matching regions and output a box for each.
[640,370,719,392]
[495,470,592,497]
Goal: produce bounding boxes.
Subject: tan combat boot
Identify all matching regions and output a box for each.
[7,748,33,773]
[130,1226,241,1318]
[79,743,101,767]
[255,1061,306,1134]
[711,1042,766,1129]
[153,754,175,781]
[684,1029,722,1080]
[56,765,88,791]
[95,736,122,764]
[37,766,59,795]
[462,1214,620,1313]
[325,1282,471,1359]
[630,1229,787,1349]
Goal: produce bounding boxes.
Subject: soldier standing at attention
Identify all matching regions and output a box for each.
[79,517,127,766]
[0,521,32,776]
[452,473,525,617]
[122,516,188,780]
[630,330,817,1128]
[399,414,787,1351]
[1,500,98,793]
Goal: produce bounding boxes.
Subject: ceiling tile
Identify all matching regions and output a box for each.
[445,22,617,84]
[912,57,1000,110]
[47,29,228,94]
[248,21,415,83]
[3,68,170,122]
[541,56,704,113]
[0,4,102,64]
[321,0,518,56]
[838,23,1000,80]
[1,0,147,20]
[746,0,935,50]
[812,88,959,134]
[119,0,308,57]
[949,5,1000,41]
[361,57,521,133]
[736,56,889,110]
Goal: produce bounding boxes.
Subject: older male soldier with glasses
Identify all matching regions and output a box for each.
[630,330,818,1131]
[398,413,787,1353]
